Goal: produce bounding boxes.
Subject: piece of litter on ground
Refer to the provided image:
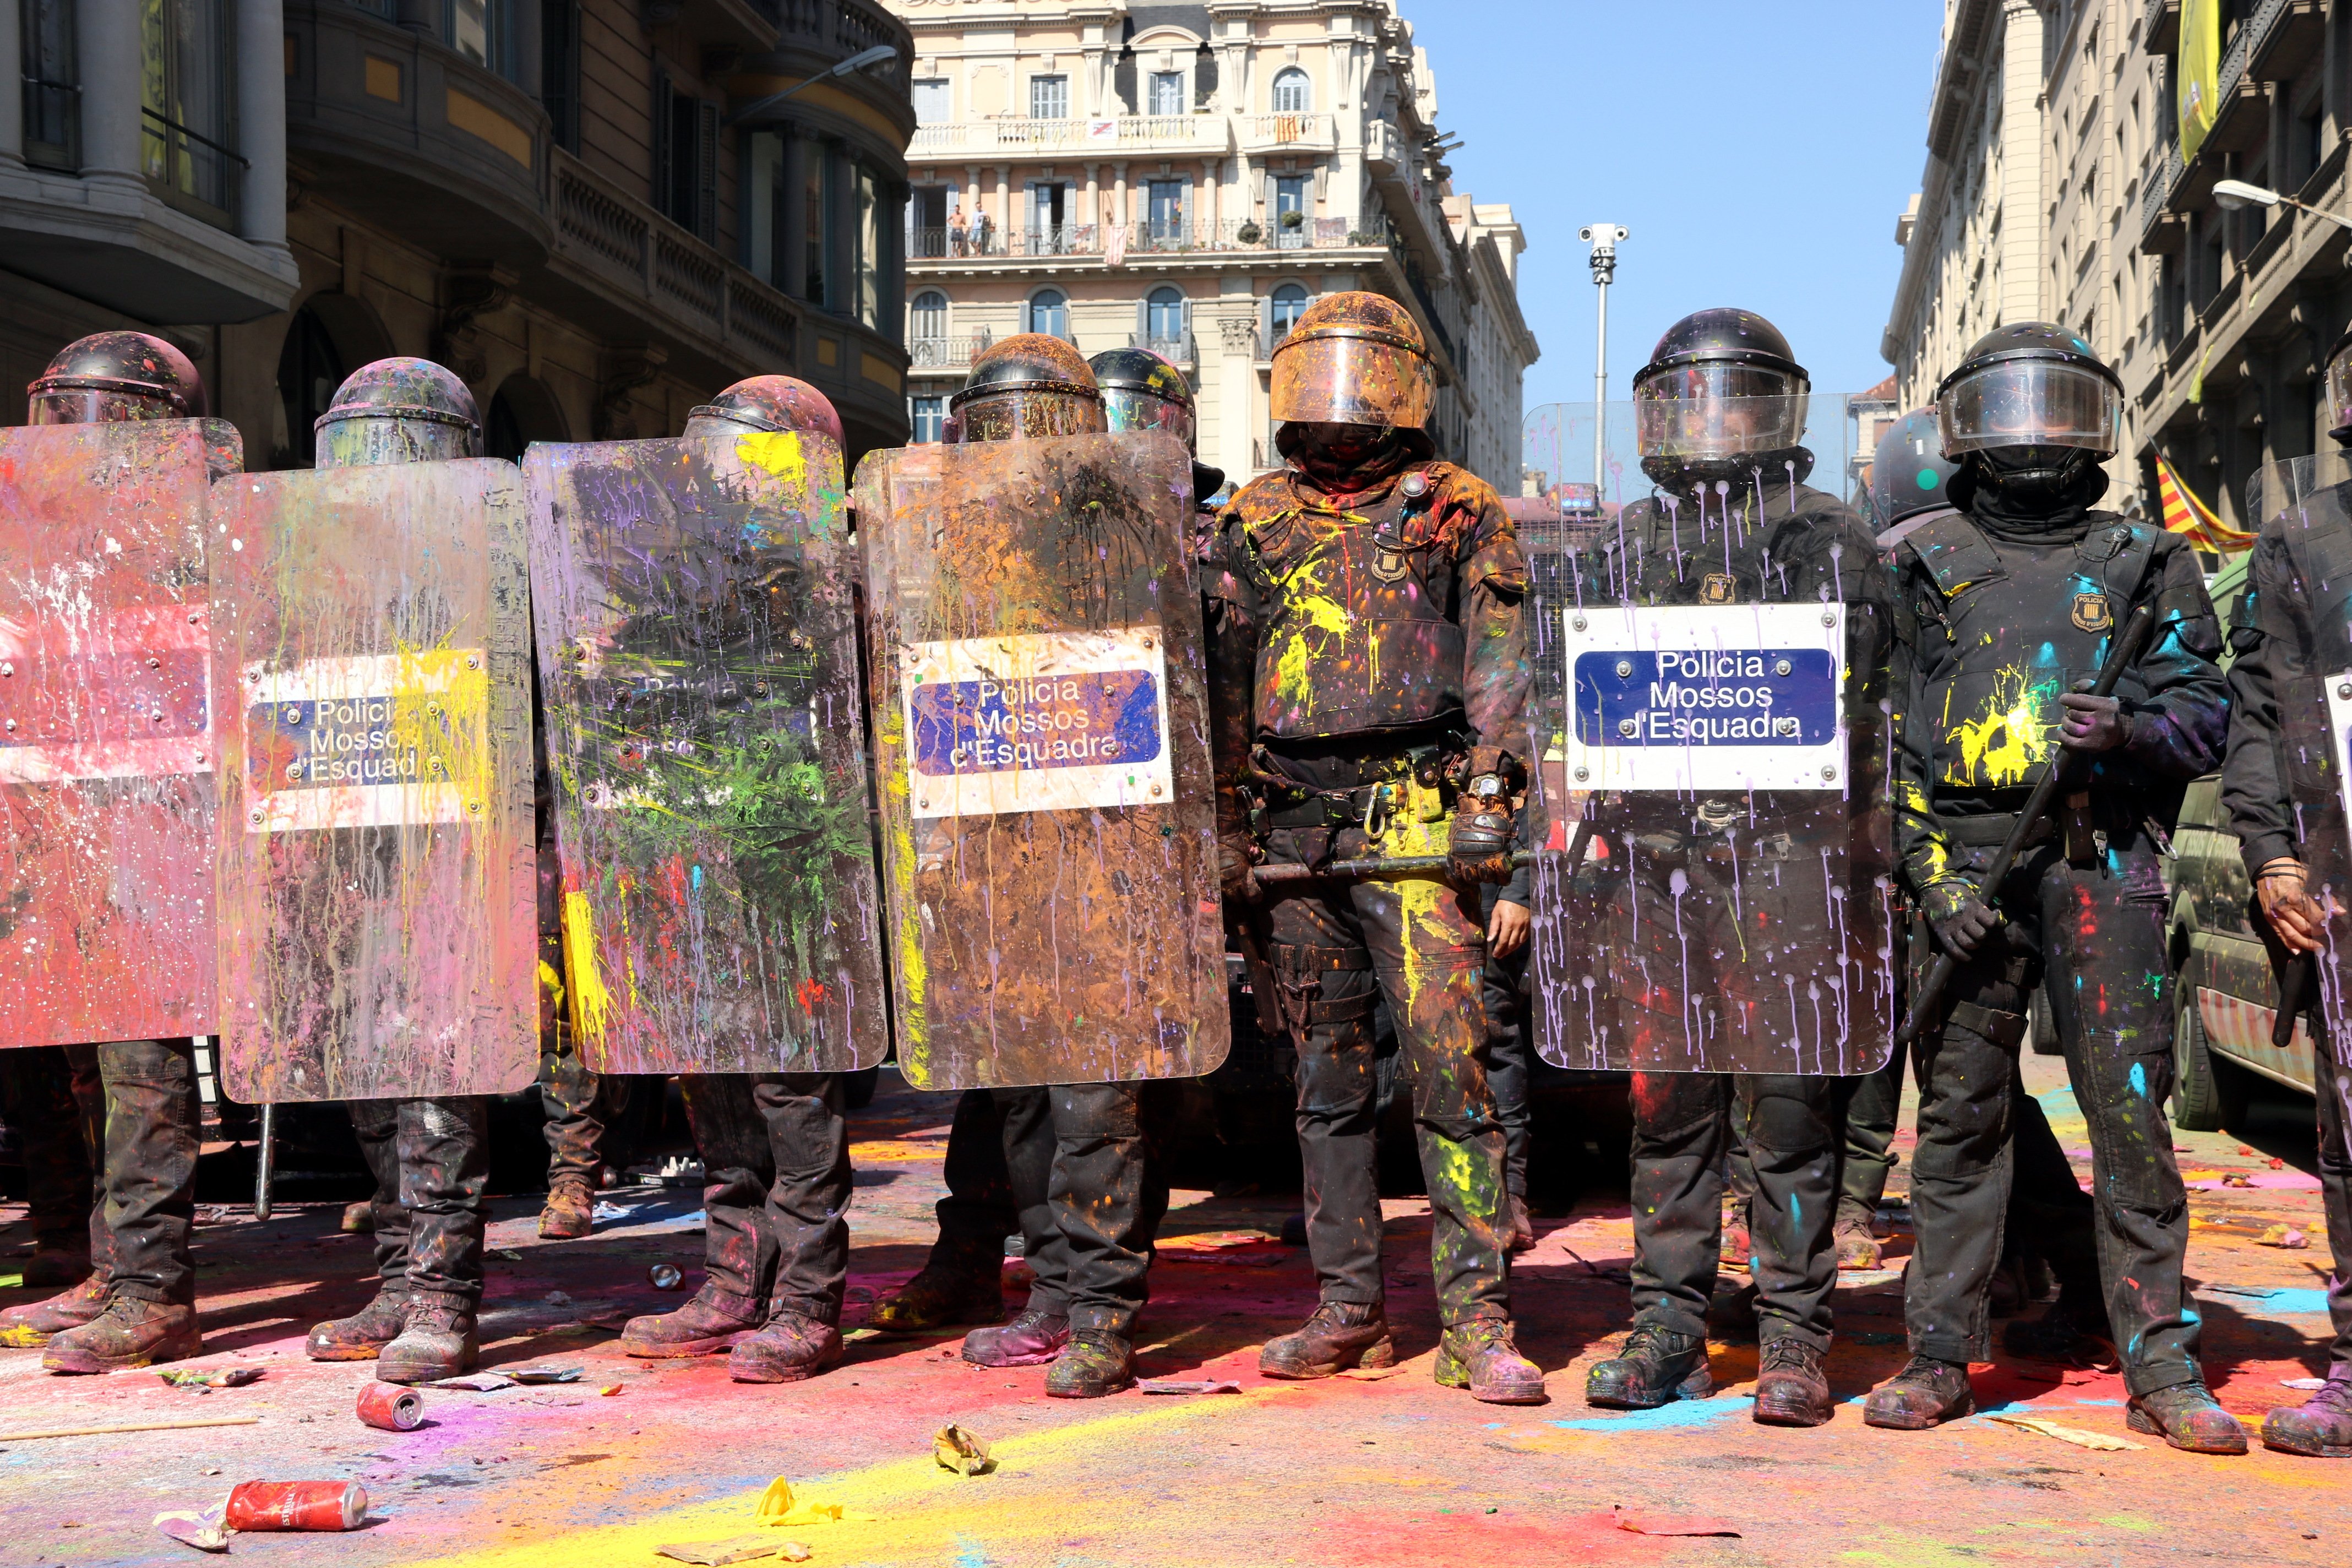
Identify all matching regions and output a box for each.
[654,1535,782,1565]
[591,1201,636,1221]
[933,1423,995,1476]
[1612,1505,1741,1538]
[507,1365,582,1384]
[598,1384,622,1396]
[777,1545,812,1564]
[157,1366,262,1389]
[423,1373,516,1391]
[1137,1379,1243,1396]
[153,1507,231,1554]
[488,1247,524,1261]
[1989,1413,2145,1451]
[755,1478,848,1527]
[1336,1364,1404,1381]
[2258,1225,2311,1249]
[2282,1377,2329,1390]
[543,1290,573,1305]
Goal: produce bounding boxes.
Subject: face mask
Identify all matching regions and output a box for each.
[1978,444,2092,504]
[1292,422,1402,489]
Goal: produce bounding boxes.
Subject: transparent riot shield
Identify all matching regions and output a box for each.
[854,431,1228,1090]
[1517,396,1895,1074]
[0,422,217,1046]
[212,461,537,1102]
[2244,452,2352,1108]
[521,431,885,1075]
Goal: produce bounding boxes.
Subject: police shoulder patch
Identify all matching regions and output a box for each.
[2072,592,2112,633]
[1701,573,1736,605]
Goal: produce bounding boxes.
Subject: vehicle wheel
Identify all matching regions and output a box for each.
[2171,991,2236,1132]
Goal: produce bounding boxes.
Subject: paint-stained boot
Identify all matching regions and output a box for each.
[2261,1369,2352,1458]
[2002,1293,2116,1369]
[1044,1330,1134,1398]
[538,1175,595,1240]
[339,1201,376,1234]
[1259,1299,1395,1380]
[1832,1194,1881,1270]
[374,1297,478,1385]
[1752,1337,1833,1427]
[0,1272,112,1348]
[41,1294,200,1373]
[22,1242,91,1289]
[2127,1381,2248,1455]
[868,1265,1004,1335]
[1435,1320,1547,1405]
[1585,1322,1711,1409]
[1505,1193,1536,1255]
[305,1287,409,1361]
[1718,1198,1752,1266]
[1863,1355,1974,1430]
[728,1313,843,1384]
[620,1282,765,1358]
[962,1308,1069,1368]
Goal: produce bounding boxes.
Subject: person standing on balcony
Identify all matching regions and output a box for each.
[949,205,968,258]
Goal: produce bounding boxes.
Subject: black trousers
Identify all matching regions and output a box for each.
[1836,1043,1905,1211]
[1479,890,1534,1202]
[680,1074,850,1324]
[347,1097,491,1305]
[925,1081,1168,1336]
[63,1039,197,1305]
[539,1028,629,1186]
[0,1044,104,1261]
[1629,1070,1837,1347]
[2312,1034,2352,1371]
[1909,835,2197,1395]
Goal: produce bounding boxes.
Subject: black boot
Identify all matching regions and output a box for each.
[2262,1369,2352,1458]
[962,1308,1070,1368]
[2002,1294,2116,1369]
[1753,1337,1832,1427]
[1585,1323,1711,1409]
[1259,1300,1394,1380]
[2127,1381,2248,1455]
[375,1296,478,1385]
[869,1266,1004,1335]
[306,1287,409,1362]
[1044,1330,1134,1398]
[1863,1355,1974,1429]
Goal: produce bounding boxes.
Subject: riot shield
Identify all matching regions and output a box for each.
[1517,396,1894,1074]
[854,431,1228,1090]
[0,422,217,1047]
[2244,453,2352,1109]
[212,461,537,1102]
[521,431,885,1075]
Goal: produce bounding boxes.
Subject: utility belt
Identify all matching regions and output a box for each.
[1591,793,1801,864]
[1936,789,2172,867]
[1240,734,1469,840]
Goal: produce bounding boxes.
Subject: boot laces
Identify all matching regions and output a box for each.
[1760,1339,1817,1374]
[1619,1321,1693,1365]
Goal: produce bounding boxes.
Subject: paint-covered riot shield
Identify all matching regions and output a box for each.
[854,431,1228,1090]
[521,431,885,1075]
[211,461,537,1101]
[0,422,217,1046]
[1520,400,1895,1074]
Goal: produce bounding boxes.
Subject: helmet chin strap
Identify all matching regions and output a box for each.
[1976,445,2096,505]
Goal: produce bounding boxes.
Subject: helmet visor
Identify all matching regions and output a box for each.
[1937,360,2121,455]
[1270,331,1434,429]
[1102,386,1194,448]
[29,389,183,426]
[952,388,1108,444]
[1635,384,1810,461]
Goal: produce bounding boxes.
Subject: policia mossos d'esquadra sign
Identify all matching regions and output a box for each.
[853,429,1229,1091]
[0,420,222,1047]
[211,459,538,1103]
[521,428,887,1076]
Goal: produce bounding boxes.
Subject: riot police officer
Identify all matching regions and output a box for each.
[2215,323,2352,1460]
[1208,292,1544,1404]
[2,333,232,1372]
[1868,405,1963,547]
[297,359,501,1384]
[614,374,861,1384]
[865,336,1169,1399]
[1573,309,1887,1426]
[1869,323,2241,1453]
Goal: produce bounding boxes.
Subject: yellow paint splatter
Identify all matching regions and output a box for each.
[1947,666,2061,788]
[734,430,808,489]
[560,891,612,1044]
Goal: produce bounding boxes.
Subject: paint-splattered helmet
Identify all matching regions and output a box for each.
[314,358,483,469]
[949,334,1106,443]
[686,375,845,445]
[1633,308,1810,489]
[1268,291,1433,431]
[1870,406,1961,531]
[28,331,205,424]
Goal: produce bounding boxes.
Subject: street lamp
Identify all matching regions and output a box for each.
[725,45,900,127]
[2212,177,2352,232]
[1579,224,1627,494]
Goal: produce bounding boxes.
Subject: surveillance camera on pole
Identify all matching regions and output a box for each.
[1579,225,1629,492]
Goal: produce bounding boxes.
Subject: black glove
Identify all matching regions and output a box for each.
[1218,831,1261,905]
[1923,879,2001,959]
[1447,805,1516,885]
[2058,681,2133,752]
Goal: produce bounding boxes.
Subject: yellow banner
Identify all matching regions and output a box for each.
[2179,0,2222,163]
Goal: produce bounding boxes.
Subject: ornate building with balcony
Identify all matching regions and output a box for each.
[2,0,916,465]
[885,0,1536,490]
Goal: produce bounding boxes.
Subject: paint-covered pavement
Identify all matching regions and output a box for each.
[3,1053,2346,1568]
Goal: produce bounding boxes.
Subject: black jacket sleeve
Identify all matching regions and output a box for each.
[2220,532,2302,875]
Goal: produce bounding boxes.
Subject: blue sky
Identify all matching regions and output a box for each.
[1408,1,1947,412]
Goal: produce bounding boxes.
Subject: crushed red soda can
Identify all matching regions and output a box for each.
[355,1380,423,1432]
[223,1479,369,1532]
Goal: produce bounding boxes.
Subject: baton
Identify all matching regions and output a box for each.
[2273,952,2314,1049]
[1895,603,2159,1048]
[1252,850,1534,886]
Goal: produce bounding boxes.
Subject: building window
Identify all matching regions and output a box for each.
[1271,67,1311,113]
[911,395,947,444]
[912,78,951,124]
[540,0,580,151]
[1148,71,1185,116]
[911,184,948,258]
[448,0,515,79]
[1030,74,1069,119]
[854,163,881,330]
[142,0,240,226]
[910,289,948,342]
[21,0,77,172]
[1270,283,1309,339]
[1274,173,1310,247]
[1146,285,1185,348]
[1146,177,1185,245]
[1027,287,1069,339]
[653,76,717,242]
[1026,179,1070,254]
[275,306,347,470]
[804,148,831,307]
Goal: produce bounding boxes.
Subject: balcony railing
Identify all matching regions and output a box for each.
[1130,333,1196,365]
[911,115,1228,156]
[909,215,1399,262]
[1237,112,1336,149]
[2142,139,2182,236]
[908,330,992,370]
[142,107,247,230]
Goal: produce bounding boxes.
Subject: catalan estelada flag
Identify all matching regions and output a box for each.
[2154,452,2256,553]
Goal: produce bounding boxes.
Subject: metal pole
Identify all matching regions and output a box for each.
[254,1103,275,1221]
[1579,225,1627,493]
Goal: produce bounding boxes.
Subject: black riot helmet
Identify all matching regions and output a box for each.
[1870,407,1961,530]
[1936,322,2122,507]
[1630,308,1811,491]
[28,331,206,424]
[948,334,1106,444]
[1088,345,1225,499]
[2325,325,2352,445]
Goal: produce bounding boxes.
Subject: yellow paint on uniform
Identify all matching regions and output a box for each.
[1947,666,2061,788]
[735,430,808,490]
[560,891,612,1044]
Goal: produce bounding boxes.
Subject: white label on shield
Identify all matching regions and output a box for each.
[902,627,1172,819]
[1560,602,1848,792]
[2324,669,2352,839]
